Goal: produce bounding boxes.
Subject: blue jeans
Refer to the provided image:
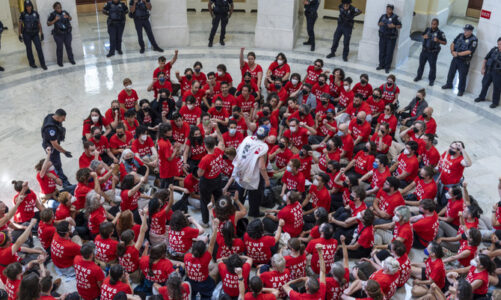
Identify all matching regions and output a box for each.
[188,277,216,300]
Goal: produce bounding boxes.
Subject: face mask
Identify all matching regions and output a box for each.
[278,142,285,149]
[356,119,363,125]
[125,158,133,164]
[244,79,251,84]
[187,104,194,110]
[387,81,393,86]
[290,126,297,133]
[448,149,456,156]
[337,131,344,137]
[413,127,419,133]
[422,113,427,118]
[299,151,306,157]
[392,215,400,223]
[326,115,333,121]
[302,89,309,95]
[286,165,292,172]
[94,134,102,140]
[321,100,328,105]
[353,102,360,107]
[403,148,410,155]
[418,173,424,180]
[291,79,299,85]
[344,85,349,89]
[373,161,379,169]
[125,85,132,90]
[326,144,333,151]
[318,81,325,86]
[186,74,192,81]
[215,106,222,111]
[263,110,270,117]
[117,133,125,138]
[349,195,354,202]
[143,107,150,113]
[233,113,239,119]
[383,186,390,192]
[194,68,201,73]
[48,166,55,171]
[361,79,368,84]
[217,71,223,76]
[229,128,237,135]
[445,192,452,200]
[356,212,363,220]
[203,119,210,126]
[159,78,166,83]
[277,59,284,65]
[274,84,281,90]
[91,116,99,123]
[470,259,478,267]
[373,94,380,99]
[424,248,430,256]
[313,179,319,186]
[140,135,147,141]
[384,114,390,119]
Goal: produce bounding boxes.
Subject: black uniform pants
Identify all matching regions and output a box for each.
[199,176,222,224]
[134,18,159,50]
[53,31,74,65]
[446,57,470,93]
[209,13,229,42]
[23,32,45,66]
[49,148,70,186]
[331,25,352,59]
[416,49,438,83]
[305,11,318,44]
[108,21,125,54]
[378,36,396,70]
[479,70,501,105]
[237,175,264,218]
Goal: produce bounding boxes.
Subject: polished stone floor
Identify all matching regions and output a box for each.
[0,11,499,299]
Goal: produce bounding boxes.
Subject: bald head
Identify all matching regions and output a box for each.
[357,111,367,121]
[339,123,348,132]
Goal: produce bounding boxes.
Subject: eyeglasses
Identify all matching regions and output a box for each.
[384,108,391,111]
[315,64,322,68]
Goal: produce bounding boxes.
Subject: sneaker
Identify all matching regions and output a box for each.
[326,53,335,59]
[413,77,421,82]
[117,50,123,55]
[106,52,114,58]
[139,48,145,54]
[201,222,210,228]
[153,47,164,52]
[474,97,486,102]
[441,84,452,89]
[490,103,498,108]
[376,66,384,70]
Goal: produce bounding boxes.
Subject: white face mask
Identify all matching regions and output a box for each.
[217,71,223,76]
[125,85,132,90]
[392,215,400,223]
[286,165,292,173]
[470,259,478,267]
[356,212,363,220]
[403,148,410,155]
[283,194,288,202]
[187,104,194,110]
[384,114,390,119]
[91,116,99,123]
[140,135,147,142]
[48,166,55,171]
[229,128,237,135]
[277,59,284,65]
[445,192,452,199]
[291,79,299,85]
[290,126,297,133]
[313,179,319,186]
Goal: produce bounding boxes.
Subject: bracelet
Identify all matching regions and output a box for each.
[238,277,244,281]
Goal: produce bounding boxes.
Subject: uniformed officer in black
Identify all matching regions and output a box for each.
[414,18,447,86]
[208,0,233,47]
[41,109,71,187]
[442,24,478,96]
[103,0,128,57]
[18,1,47,70]
[326,0,361,61]
[0,20,4,71]
[376,4,401,73]
[47,2,75,67]
[303,0,320,52]
[475,37,501,108]
[129,0,163,54]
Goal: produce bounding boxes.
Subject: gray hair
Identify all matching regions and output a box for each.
[85,190,101,214]
[394,206,410,223]
[382,257,400,275]
[89,160,102,172]
[120,149,134,162]
[271,254,286,273]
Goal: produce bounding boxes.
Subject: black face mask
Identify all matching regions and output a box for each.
[274,84,282,90]
[373,94,380,99]
[244,80,251,84]
[418,174,424,180]
[413,127,419,133]
[222,154,228,160]
[448,149,456,156]
[356,119,363,125]
[353,102,360,108]
[194,136,203,143]
[194,68,201,73]
[461,233,467,240]
[143,107,150,112]
[299,111,306,117]
[215,106,222,111]
[186,75,192,80]
[361,79,368,84]
[318,81,325,86]
[263,110,270,117]
[233,113,239,119]
[387,82,393,86]
[302,89,309,95]
[299,151,306,157]
[321,101,328,105]
[94,134,102,140]
[117,133,125,138]
[382,186,390,192]
[125,158,134,164]
[349,195,354,201]
[326,115,333,121]
[362,146,369,152]
[327,168,333,174]
[326,144,333,151]
[278,142,285,149]
[422,113,427,118]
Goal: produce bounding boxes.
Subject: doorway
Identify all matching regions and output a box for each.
[466,0,483,18]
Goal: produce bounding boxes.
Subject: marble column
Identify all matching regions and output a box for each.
[412,0,449,32]
[150,0,190,47]
[466,0,501,98]
[0,0,14,30]
[357,0,415,68]
[35,0,84,64]
[254,0,302,50]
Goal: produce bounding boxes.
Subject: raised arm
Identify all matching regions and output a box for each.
[208,218,220,255]
[316,244,326,284]
[274,219,285,243]
[13,219,37,254]
[135,210,148,250]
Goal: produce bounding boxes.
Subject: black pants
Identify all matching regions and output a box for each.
[209,13,229,42]
[47,147,70,186]
[53,31,74,65]
[479,70,501,105]
[331,25,352,59]
[23,32,45,66]
[187,277,216,300]
[238,175,264,218]
[378,36,397,70]
[446,57,470,93]
[134,18,159,50]
[108,21,125,54]
[199,176,222,224]
[416,50,438,83]
[305,11,318,44]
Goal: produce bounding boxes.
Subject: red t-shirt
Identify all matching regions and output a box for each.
[352,83,373,99]
[353,152,375,175]
[100,276,132,300]
[88,206,107,235]
[290,154,313,179]
[284,254,307,280]
[371,134,392,154]
[306,238,338,274]
[366,96,386,115]
[348,119,371,142]
[104,107,125,125]
[214,93,237,112]
[208,106,230,122]
[109,132,133,150]
[118,89,138,110]
[425,257,445,289]
[395,153,419,182]
[0,246,20,284]
[55,203,71,221]
[337,89,354,108]
[261,269,291,298]
[184,251,211,282]
[268,61,290,80]
[325,268,350,300]
[377,114,398,133]
[413,178,438,201]
[458,244,477,267]
[120,189,140,212]
[168,226,200,254]
[240,62,263,85]
[281,171,306,193]
[379,84,400,104]
[371,167,391,189]
[150,207,168,235]
[198,148,224,179]
[236,94,256,113]
[158,138,177,179]
[269,146,293,170]
[6,278,20,300]
[369,269,399,300]
[244,233,276,264]
[219,262,251,297]
[376,190,405,217]
[36,170,58,194]
[13,191,37,223]
[216,235,245,260]
[466,267,489,295]
[95,235,118,263]
[283,128,309,150]
[396,254,411,287]
[438,152,465,185]
[289,282,326,300]
[38,220,56,249]
[356,223,374,248]
[417,115,437,135]
[131,137,155,157]
[446,199,464,227]
[170,121,190,144]
[412,212,439,246]
[139,256,174,283]
[51,234,81,268]
[179,105,202,126]
[158,283,191,300]
[278,202,303,237]
[305,65,323,85]
[393,222,413,255]
[153,62,172,80]
[309,185,331,211]
[118,244,140,273]
[345,102,372,120]
[244,293,276,300]
[151,80,173,98]
[74,255,105,300]
[422,145,440,167]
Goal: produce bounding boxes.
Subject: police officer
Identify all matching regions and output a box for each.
[442,24,478,97]
[47,2,75,67]
[303,0,320,52]
[18,1,47,70]
[129,0,163,54]
[376,4,401,73]
[474,37,501,108]
[103,0,128,57]
[41,109,71,187]
[208,0,233,47]
[0,20,4,71]
[414,18,446,86]
[326,0,361,61]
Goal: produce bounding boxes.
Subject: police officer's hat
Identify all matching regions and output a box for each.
[24,0,33,8]
[386,4,394,10]
[342,0,352,4]
[463,24,474,31]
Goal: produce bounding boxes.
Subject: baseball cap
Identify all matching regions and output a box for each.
[256,126,269,139]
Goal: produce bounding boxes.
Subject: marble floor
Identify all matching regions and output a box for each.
[0,10,500,299]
